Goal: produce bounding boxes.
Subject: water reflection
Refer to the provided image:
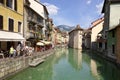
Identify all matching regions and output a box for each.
[68,49,82,70]
[90,59,101,80]
[6,48,120,80]
[91,54,120,80]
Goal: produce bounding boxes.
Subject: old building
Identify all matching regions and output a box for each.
[116,25,120,63]
[51,26,57,46]
[0,0,25,51]
[24,0,49,47]
[54,27,62,45]
[83,29,91,49]
[90,18,104,50]
[102,0,120,60]
[45,18,53,41]
[68,25,83,49]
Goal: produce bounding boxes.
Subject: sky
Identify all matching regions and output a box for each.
[40,0,104,29]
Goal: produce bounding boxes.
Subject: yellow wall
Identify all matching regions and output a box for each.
[0,0,23,32]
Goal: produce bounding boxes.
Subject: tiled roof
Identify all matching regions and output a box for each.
[90,17,104,29]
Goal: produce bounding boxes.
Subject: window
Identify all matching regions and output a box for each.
[0,15,3,30]
[112,30,115,37]
[18,22,21,32]
[6,0,17,11]
[112,45,115,54]
[9,18,14,32]
[105,42,107,49]
[0,0,4,4]
[99,42,102,48]
[14,0,17,11]
[6,0,13,9]
[0,42,1,49]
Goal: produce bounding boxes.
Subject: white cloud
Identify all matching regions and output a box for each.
[86,0,91,5]
[43,3,59,15]
[96,1,104,14]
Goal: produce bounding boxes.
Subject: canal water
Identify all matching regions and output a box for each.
[6,48,120,80]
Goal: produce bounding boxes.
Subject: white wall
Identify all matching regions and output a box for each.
[91,21,103,42]
[110,4,120,29]
[29,0,46,19]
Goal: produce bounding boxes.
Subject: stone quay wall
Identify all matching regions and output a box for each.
[0,49,54,80]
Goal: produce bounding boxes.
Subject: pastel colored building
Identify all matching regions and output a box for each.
[90,18,104,50]
[0,0,25,51]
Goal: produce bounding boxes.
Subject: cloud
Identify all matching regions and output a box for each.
[43,3,59,15]
[96,1,104,14]
[86,0,92,4]
[52,15,75,26]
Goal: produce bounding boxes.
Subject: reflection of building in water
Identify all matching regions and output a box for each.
[55,48,66,58]
[90,59,100,80]
[68,49,82,70]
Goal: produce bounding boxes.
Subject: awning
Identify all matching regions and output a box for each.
[36,42,44,46]
[40,40,51,45]
[0,31,25,41]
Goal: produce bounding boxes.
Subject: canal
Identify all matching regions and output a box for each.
[6,48,120,80]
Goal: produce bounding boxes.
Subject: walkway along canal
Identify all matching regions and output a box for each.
[3,48,120,80]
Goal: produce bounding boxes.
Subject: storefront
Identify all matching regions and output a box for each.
[0,31,25,55]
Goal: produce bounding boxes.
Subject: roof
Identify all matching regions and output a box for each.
[29,0,49,19]
[90,17,104,29]
[69,25,83,34]
[102,0,120,13]
[108,24,120,31]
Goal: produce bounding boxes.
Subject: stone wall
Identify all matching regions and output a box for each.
[0,49,54,79]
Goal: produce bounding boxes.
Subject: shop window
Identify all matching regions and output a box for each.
[0,0,4,4]
[18,22,21,32]
[8,18,14,32]
[0,15,3,30]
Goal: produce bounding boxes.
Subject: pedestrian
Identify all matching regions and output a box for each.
[9,46,14,58]
[13,48,16,58]
[16,44,21,57]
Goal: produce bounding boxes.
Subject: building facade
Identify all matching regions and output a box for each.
[102,0,120,60]
[116,25,120,63]
[90,18,104,50]
[24,0,49,47]
[24,0,45,47]
[68,25,83,49]
[83,29,91,49]
[0,0,25,51]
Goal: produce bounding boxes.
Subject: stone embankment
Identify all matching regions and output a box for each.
[0,49,55,80]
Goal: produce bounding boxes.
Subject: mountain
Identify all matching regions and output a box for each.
[57,25,74,32]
